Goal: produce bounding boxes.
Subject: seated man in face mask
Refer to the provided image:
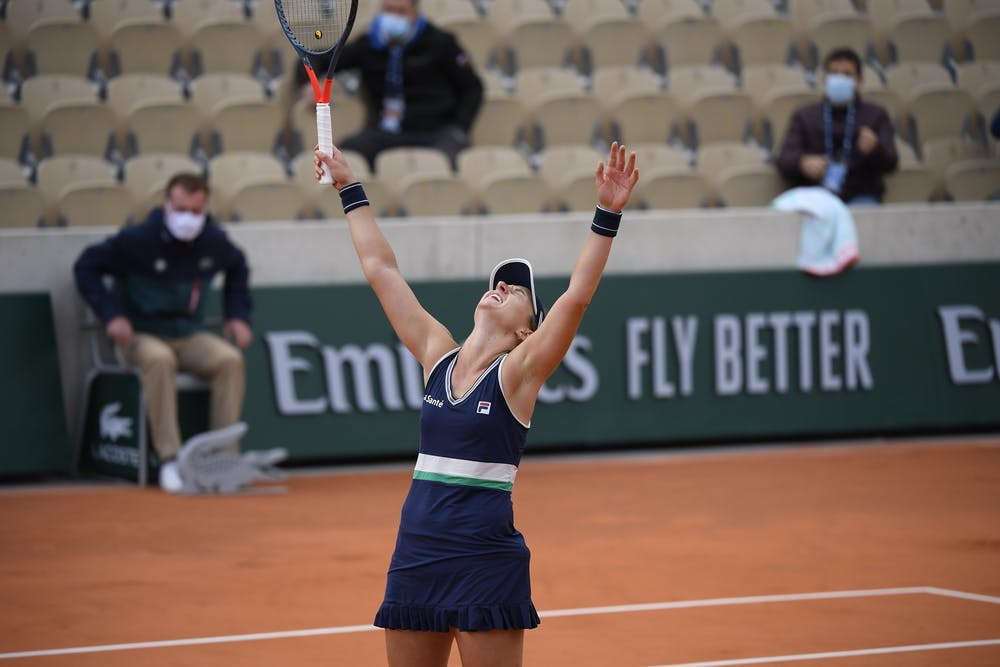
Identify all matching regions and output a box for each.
[74,172,254,492]
[776,47,898,205]
[327,0,483,170]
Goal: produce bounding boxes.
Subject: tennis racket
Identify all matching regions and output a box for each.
[274,0,358,184]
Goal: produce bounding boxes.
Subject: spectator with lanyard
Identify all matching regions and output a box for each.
[313,0,484,171]
[776,47,898,205]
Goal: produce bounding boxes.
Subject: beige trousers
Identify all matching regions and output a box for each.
[124,331,245,461]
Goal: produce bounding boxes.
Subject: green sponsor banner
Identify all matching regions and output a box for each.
[0,293,70,476]
[238,262,1000,461]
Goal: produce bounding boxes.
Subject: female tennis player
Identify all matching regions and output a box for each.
[316,142,638,667]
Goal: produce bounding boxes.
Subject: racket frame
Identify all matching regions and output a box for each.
[274,0,359,184]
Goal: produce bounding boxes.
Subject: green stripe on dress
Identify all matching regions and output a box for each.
[412,470,514,492]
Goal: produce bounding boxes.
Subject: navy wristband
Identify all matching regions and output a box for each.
[339,182,370,214]
[591,206,622,238]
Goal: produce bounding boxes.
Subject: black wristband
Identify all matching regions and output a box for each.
[339,182,370,214]
[591,206,622,238]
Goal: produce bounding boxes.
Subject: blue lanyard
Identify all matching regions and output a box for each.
[824,102,856,163]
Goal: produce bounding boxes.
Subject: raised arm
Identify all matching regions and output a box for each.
[316,148,457,371]
[505,142,638,408]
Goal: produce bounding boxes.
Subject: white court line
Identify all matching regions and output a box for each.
[1,586,997,660]
[643,639,1000,667]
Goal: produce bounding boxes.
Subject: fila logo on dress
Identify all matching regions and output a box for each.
[477,401,491,415]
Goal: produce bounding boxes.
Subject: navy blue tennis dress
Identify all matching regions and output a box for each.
[374,347,541,632]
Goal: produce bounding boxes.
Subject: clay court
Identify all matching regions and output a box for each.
[1,436,999,666]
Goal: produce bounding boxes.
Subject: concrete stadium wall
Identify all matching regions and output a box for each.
[1,202,998,453]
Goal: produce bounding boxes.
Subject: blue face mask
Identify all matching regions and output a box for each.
[825,73,856,106]
[378,13,411,44]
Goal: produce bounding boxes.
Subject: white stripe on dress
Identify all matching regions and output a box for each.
[414,453,518,484]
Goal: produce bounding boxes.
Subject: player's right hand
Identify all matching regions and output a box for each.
[315,146,357,191]
[106,316,134,348]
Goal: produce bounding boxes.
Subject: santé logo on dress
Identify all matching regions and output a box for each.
[477,401,491,415]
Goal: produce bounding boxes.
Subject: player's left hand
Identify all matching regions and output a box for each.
[595,141,639,213]
[223,319,253,349]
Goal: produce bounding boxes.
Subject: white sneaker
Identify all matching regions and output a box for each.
[158,461,183,493]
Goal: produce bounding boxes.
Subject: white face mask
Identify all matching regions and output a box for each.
[378,12,411,43]
[825,73,856,106]
[165,207,206,241]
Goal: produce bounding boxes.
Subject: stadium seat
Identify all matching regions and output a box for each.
[965,14,1000,60]
[206,151,288,217]
[490,0,574,72]
[4,0,80,58]
[397,175,477,217]
[636,167,711,209]
[58,182,134,227]
[907,85,979,147]
[806,14,876,71]
[435,13,501,71]
[864,0,935,62]
[515,68,603,150]
[205,99,284,156]
[36,155,118,225]
[883,164,940,202]
[89,0,167,44]
[725,15,797,73]
[168,0,245,38]
[20,74,98,124]
[943,0,1000,56]
[188,72,266,117]
[536,145,606,211]
[630,142,691,170]
[123,153,203,219]
[122,101,203,158]
[944,158,1000,200]
[0,23,11,87]
[226,179,308,222]
[0,158,28,186]
[372,144,473,216]
[643,2,725,73]
[39,101,117,159]
[185,19,264,77]
[861,86,906,133]
[24,19,100,78]
[106,75,185,145]
[920,137,989,180]
[741,64,814,147]
[470,93,529,148]
[0,105,32,165]
[759,88,821,152]
[0,185,46,228]
[106,20,184,78]
[786,0,858,59]
[697,141,768,178]
[885,13,953,65]
[713,163,786,207]
[563,0,650,72]
[593,66,681,145]
[375,147,452,184]
[669,67,753,148]
[457,146,548,214]
[884,62,954,100]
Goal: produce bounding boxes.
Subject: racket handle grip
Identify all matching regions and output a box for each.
[316,102,334,185]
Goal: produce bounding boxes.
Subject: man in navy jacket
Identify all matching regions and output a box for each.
[74,173,253,491]
[332,0,483,169]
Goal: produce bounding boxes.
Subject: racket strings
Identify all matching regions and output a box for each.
[277,0,350,52]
